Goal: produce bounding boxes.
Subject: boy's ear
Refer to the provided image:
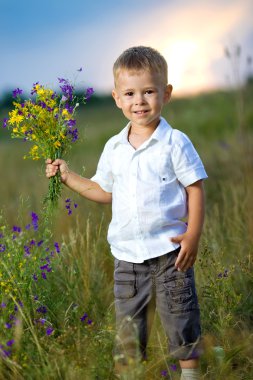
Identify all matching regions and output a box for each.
[164,84,173,104]
[112,89,122,109]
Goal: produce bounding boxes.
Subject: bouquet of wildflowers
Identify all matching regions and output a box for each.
[3,75,94,212]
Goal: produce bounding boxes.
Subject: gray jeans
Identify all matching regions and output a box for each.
[114,248,202,361]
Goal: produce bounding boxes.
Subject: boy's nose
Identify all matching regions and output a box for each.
[135,94,145,105]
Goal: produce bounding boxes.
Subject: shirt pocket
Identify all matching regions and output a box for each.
[159,153,181,205]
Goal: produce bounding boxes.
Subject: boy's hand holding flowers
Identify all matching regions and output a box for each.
[46,159,70,184]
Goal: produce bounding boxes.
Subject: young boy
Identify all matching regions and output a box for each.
[46,46,207,379]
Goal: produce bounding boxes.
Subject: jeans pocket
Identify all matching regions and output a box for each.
[163,274,198,313]
[114,260,137,299]
[114,280,137,299]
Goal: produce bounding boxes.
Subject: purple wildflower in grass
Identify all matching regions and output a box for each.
[2,349,11,358]
[31,212,39,231]
[36,306,47,314]
[37,240,44,246]
[30,239,36,245]
[161,369,168,377]
[80,313,88,322]
[5,323,12,329]
[87,319,93,325]
[54,242,60,253]
[85,87,94,100]
[46,327,54,336]
[2,118,8,128]
[9,314,16,321]
[0,244,6,252]
[0,303,7,308]
[41,272,47,280]
[6,340,14,347]
[12,88,23,98]
[24,245,31,256]
[25,223,31,230]
[33,273,38,281]
[223,269,229,277]
[74,203,78,209]
[170,364,177,371]
[12,226,21,233]
[0,233,3,238]
[34,295,39,301]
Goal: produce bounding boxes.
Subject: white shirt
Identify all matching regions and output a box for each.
[91,117,208,263]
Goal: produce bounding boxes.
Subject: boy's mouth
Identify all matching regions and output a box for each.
[134,110,148,115]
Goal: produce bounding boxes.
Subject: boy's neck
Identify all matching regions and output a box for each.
[128,122,158,150]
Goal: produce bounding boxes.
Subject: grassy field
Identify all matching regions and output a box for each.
[0,83,253,379]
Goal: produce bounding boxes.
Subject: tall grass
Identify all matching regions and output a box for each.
[0,83,253,379]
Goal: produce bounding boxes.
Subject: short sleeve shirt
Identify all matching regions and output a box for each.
[91,117,208,263]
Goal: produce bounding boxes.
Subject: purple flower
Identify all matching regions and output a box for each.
[67,119,76,127]
[12,226,21,233]
[67,127,78,142]
[0,302,7,308]
[54,242,60,253]
[36,305,47,314]
[2,118,8,128]
[31,212,39,231]
[0,244,6,252]
[41,272,47,280]
[37,240,44,246]
[58,78,74,101]
[58,78,67,84]
[65,103,74,114]
[85,87,94,100]
[77,67,83,72]
[80,313,88,322]
[12,88,23,98]
[87,319,93,325]
[33,273,38,281]
[170,364,177,371]
[46,327,54,336]
[6,340,14,347]
[5,323,12,329]
[161,370,168,377]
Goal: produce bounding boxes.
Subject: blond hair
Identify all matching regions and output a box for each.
[113,46,168,85]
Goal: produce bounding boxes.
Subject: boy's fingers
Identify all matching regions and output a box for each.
[46,158,52,164]
[170,234,183,244]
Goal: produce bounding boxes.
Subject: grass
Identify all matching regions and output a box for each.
[0,82,253,379]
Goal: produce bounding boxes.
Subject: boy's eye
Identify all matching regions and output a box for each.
[125,92,133,96]
[145,90,154,94]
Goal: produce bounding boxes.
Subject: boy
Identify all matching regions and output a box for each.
[46,46,207,379]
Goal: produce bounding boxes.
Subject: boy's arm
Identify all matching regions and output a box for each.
[46,159,112,204]
[171,180,205,271]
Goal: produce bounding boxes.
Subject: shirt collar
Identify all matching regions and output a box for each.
[113,117,173,148]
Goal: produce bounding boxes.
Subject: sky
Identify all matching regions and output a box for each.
[1,0,253,97]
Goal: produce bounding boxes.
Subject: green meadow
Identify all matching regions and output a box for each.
[0,82,253,379]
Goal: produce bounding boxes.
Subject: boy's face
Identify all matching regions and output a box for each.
[112,69,172,131]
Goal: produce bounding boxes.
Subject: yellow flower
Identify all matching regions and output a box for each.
[54,141,61,148]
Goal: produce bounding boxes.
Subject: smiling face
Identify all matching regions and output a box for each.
[112,69,172,132]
